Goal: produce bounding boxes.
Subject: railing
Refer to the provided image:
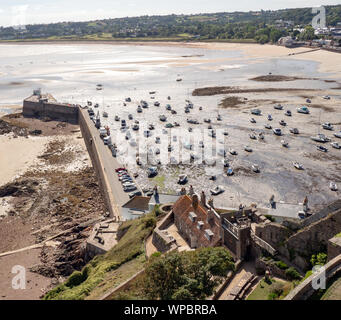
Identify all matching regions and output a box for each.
[223,218,239,238]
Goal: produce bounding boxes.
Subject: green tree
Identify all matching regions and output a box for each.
[310,253,327,267]
[144,247,234,300]
[299,25,315,41]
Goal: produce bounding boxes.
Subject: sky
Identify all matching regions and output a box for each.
[0,0,340,27]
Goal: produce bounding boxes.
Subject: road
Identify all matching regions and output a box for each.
[81,109,131,220]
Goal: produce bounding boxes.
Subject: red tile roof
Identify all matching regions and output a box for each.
[172,195,221,247]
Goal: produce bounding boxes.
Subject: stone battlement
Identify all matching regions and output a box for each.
[23,92,79,124]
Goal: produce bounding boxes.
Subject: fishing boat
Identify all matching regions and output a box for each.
[166,104,172,110]
[310,134,330,143]
[268,114,273,121]
[137,106,142,113]
[159,115,167,122]
[265,124,272,129]
[250,118,256,123]
[252,164,260,173]
[102,111,108,118]
[125,97,131,102]
[128,114,133,120]
[285,110,292,116]
[251,109,261,115]
[154,101,160,107]
[290,128,299,134]
[279,120,287,126]
[249,133,257,140]
[217,114,222,121]
[244,146,253,152]
[140,100,148,108]
[274,104,284,110]
[208,129,216,138]
[187,118,199,124]
[281,140,289,148]
[316,145,328,152]
[176,78,182,82]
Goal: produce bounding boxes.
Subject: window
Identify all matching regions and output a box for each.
[189,212,197,222]
[205,229,214,241]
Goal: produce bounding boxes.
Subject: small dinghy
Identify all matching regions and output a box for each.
[293,162,304,170]
[330,182,338,191]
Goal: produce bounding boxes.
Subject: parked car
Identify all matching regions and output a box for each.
[129,191,142,198]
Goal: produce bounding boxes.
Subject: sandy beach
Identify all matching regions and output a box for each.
[3,41,340,76]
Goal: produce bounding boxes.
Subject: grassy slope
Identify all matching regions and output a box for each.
[247,278,292,300]
[43,213,156,300]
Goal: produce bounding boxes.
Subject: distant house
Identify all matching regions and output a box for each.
[278,36,295,48]
[172,193,222,249]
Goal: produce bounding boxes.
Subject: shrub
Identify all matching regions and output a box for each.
[310,253,327,267]
[276,261,288,270]
[285,267,301,281]
[65,267,89,288]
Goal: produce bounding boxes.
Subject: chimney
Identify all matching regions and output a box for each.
[208,198,214,209]
[192,194,199,209]
[200,191,206,207]
[189,185,194,196]
[207,208,215,225]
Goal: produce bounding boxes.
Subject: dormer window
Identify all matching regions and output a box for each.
[189,212,197,222]
[197,221,204,230]
[204,229,214,241]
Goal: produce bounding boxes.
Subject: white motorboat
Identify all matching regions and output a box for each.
[229,149,238,155]
[311,134,330,143]
[297,106,310,114]
[331,142,341,149]
[330,182,338,191]
[290,128,299,134]
[210,185,225,195]
[334,132,341,139]
[322,122,333,131]
[293,162,304,170]
[281,140,289,148]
